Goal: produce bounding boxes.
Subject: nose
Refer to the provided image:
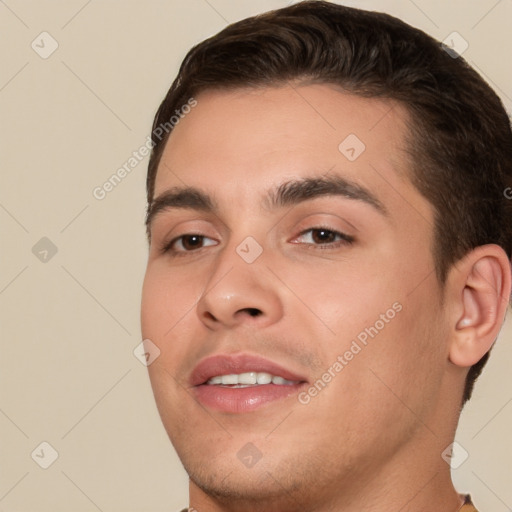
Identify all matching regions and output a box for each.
[196,245,284,330]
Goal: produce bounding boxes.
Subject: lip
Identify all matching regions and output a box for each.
[190,353,307,386]
[190,353,308,413]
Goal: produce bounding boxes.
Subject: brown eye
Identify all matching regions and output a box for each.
[180,235,204,250]
[293,227,354,247]
[166,234,218,254]
[311,229,337,244]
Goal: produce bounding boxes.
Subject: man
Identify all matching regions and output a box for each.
[140,1,512,511]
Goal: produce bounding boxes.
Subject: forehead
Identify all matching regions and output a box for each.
[154,84,428,221]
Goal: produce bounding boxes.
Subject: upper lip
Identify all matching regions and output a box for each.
[190,353,308,386]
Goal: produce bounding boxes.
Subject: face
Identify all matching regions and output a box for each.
[141,84,450,508]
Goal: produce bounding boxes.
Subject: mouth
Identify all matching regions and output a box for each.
[206,372,298,387]
[190,353,308,413]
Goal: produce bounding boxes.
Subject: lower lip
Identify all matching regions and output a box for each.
[194,383,305,413]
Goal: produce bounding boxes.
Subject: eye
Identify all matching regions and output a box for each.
[292,227,354,247]
[164,234,218,254]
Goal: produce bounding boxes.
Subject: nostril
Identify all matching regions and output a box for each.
[204,312,216,321]
[246,308,262,317]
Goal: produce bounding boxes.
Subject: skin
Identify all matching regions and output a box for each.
[141,84,511,512]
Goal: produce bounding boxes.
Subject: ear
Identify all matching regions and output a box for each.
[447,244,511,368]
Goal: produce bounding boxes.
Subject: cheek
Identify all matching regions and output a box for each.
[141,261,200,337]
[283,258,401,340]
[141,264,200,430]
[358,286,447,421]
[300,297,444,457]
[287,250,444,408]
[141,261,206,380]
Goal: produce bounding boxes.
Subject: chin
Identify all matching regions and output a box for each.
[187,457,308,507]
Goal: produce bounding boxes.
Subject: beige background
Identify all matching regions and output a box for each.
[1,1,511,511]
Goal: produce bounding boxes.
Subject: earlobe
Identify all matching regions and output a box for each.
[448,245,511,368]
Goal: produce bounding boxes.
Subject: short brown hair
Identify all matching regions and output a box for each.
[146,1,512,402]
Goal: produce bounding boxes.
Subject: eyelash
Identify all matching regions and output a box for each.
[293,227,355,248]
[160,234,217,257]
[161,227,354,256]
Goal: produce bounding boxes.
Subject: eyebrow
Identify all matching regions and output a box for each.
[146,187,215,232]
[267,175,386,214]
[146,175,387,231]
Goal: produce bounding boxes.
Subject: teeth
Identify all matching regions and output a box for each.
[206,372,296,386]
[239,372,257,385]
[257,372,272,385]
[222,374,239,385]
